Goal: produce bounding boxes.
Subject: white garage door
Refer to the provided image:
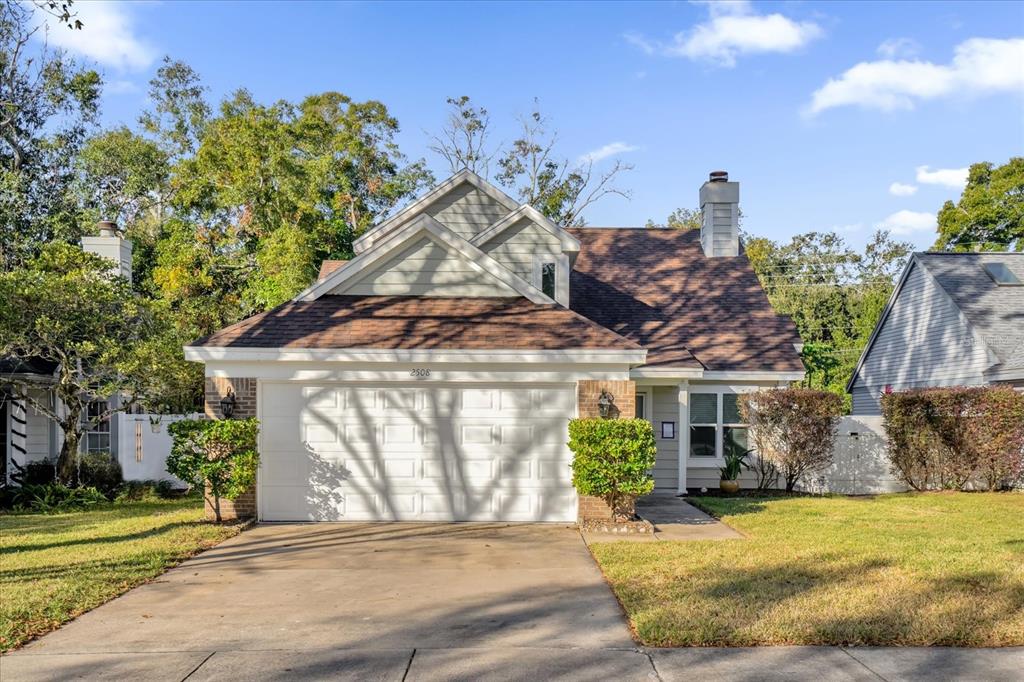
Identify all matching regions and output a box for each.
[259,382,577,522]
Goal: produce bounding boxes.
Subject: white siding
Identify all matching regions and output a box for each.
[850,261,990,415]
[24,390,52,462]
[336,236,519,298]
[426,184,510,239]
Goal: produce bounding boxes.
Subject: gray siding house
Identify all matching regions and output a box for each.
[848,252,1024,414]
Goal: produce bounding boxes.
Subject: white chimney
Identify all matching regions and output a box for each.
[699,171,739,257]
[81,220,133,283]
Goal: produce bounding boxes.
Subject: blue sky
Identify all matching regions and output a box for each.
[35,0,1024,249]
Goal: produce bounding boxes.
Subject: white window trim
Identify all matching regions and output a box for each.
[634,389,651,420]
[686,385,754,464]
[81,400,111,453]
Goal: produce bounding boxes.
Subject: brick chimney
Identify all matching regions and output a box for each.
[699,171,739,257]
[81,220,133,283]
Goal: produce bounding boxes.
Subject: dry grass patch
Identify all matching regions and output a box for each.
[0,498,239,651]
[590,493,1024,646]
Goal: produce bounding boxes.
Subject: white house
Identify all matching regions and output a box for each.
[186,170,805,522]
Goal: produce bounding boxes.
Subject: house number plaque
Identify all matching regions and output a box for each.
[410,369,431,378]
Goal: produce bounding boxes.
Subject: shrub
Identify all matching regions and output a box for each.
[740,388,842,492]
[882,386,1024,491]
[568,418,657,520]
[9,459,57,486]
[167,417,259,522]
[77,451,124,498]
[114,479,179,502]
[9,483,108,513]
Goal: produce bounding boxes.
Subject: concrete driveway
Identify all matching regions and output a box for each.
[4,522,648,681]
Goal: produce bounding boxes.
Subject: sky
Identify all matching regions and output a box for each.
[32,0,1024,250]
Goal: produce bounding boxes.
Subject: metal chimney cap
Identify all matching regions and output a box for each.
[96,220,119,237]
[709,170,729,183]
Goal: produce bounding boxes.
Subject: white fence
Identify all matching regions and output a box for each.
[798,416,908,495]
[114,413,200,487]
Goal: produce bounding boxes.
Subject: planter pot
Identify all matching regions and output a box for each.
[720,479,740,494]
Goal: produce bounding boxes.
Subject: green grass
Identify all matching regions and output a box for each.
[0,498,239,651]
[590,493,1024,647]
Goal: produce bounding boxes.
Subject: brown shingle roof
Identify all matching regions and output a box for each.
[193,296,642,351]
[567,228,803,372]
[317,260,348,281]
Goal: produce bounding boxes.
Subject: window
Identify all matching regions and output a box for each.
[983,262,1022,286]
[689,392,749,459]
[81,400,111,453]
[722,394,749,460]
[541,262,556,298]
[690,393,717,457]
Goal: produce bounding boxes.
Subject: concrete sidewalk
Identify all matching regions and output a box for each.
[4,645,1022,680]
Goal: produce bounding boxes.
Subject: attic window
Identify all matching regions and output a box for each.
[983,262,1022,286]
[541,262,556,299]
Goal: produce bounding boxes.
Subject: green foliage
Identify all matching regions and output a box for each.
[881,386,1024,491]
[167,418,260,522]
[646,207,702,230]
[568,418,657,520]
[0,243,187,481]
[7,483,108,513]
[746,230,912,409]
[934,158,1023,252]
[8,459,56,486]
[719,448,751,482]
[114,479,178,503]
[76,451,124,498]
[740,388,843,492]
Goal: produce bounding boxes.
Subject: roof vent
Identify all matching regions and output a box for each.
[983,262,1022,286]
[709,170,729,183]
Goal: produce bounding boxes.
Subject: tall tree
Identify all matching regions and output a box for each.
[429,96,498,176]
[0,244,184,482]
[139,57,211,162]
[933,158,1023,252]
[0,1,100,269]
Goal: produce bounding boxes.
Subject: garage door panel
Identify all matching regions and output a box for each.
[260,382,577,522]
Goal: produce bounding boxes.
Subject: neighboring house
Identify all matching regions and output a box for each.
[1,226,187,486]
[185,170,804,522]
[848,252,1024,415]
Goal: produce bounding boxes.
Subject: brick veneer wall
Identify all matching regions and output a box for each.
[203,377,257,521]
[575,379,636,522]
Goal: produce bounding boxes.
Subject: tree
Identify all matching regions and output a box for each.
[428,96,633,227]
[933,158,1023,252]
[568,418,657,520]
[0,1,100,269]
[646,207,702,230]
[740,388,842,492]
[167,418,259,523]
[139,57,211,161]
[0,244,180,482]
[428,96,498,176]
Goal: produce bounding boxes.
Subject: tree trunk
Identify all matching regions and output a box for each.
[57,413,82,486]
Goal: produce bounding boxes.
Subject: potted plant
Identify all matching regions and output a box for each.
[719,448,750,494]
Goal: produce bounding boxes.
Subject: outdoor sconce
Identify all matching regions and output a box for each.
[219,389,237,419]
[597,390,615,419]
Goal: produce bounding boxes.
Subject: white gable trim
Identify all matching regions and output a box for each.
[184,347,647,365]
[296,213,552,304]
[470,205,580,253]
[353,169,520,255]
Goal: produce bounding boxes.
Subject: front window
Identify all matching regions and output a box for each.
[541,262,556,298]
[690,392,748,459]
[81,400,111,453]
[635,392,647,419]
[690,393,717,457]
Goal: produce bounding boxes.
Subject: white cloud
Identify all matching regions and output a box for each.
[104,79,141,95]
[876,210,937,235]
[625,0,822,68]
[807,37,1024,115]
[889,182,918,196]
[877,37,921,59]
[34,1,155,72]
[579,142,639,164]
[916,165,969,189]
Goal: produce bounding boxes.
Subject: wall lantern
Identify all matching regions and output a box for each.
[597,390,615,419]
[219,389,237,419]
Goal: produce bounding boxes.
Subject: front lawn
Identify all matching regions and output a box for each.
[0,497,239,651]
[590,493,1024,647]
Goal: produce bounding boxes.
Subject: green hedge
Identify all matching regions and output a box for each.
[568,418,656,520]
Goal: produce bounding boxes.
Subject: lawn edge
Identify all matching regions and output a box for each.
[1,510,252,653]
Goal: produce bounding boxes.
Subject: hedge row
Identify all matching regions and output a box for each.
[881,385,1024,491]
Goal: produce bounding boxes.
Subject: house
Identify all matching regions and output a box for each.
[848,252,1024,415]
[1,226,188,485]
[185,170,804,522]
